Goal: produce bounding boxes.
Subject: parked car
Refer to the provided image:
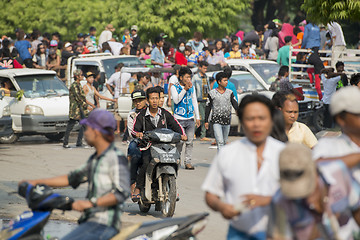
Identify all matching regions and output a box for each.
[206,70,274,132]
[226,59,323,132]
[0,69,69,143]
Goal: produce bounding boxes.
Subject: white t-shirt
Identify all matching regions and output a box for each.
[202,137,285,234]
[107,71,131,98]
[107,41,123,56]
[313,134,360,183]
[98,30,112,48]
[327,22,346,47]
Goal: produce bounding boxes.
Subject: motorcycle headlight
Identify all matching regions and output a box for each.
[3,105,11,116]
[25,105,44,115]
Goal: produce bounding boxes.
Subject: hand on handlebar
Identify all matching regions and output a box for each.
[181,135,187,141]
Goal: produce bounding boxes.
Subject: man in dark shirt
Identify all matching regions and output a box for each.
[131,87,186,192]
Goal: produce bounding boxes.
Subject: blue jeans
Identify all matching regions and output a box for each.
[213,123,230,150]
[62,222,118,240]
[227,225,266,240]
[128,140,142,185]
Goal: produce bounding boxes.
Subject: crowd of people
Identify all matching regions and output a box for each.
[5,16,360,240]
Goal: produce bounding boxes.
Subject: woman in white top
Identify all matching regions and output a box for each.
[83,72,116,111]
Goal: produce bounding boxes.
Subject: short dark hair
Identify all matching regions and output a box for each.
[216,72,228,83]
[89,26,96,32]
[198,61,209,68]
[237,94,275,122]
[115,63,124,70]
[271,91,295,108]
[256,25,264,33]
[154,36,163,44]
[155,86,164,93]
[146,87,161,99]
[231,43,240,48]
[278,66,289,77]
[179,67,192,78]
[52,32,60,39]
[223,66,232,79]
[293,26,302,36]
[335,61,344,69]
[350,73,360,86]
[284,36,292,43]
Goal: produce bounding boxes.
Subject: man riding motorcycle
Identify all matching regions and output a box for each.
[130,87,187,200]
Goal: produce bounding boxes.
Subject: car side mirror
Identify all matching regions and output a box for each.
[10,91,17,98]
[0,90,4,100]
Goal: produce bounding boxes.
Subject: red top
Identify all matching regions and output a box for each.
[175,51,187,66]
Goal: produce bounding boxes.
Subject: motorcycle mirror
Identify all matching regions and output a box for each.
[0,90,4,100]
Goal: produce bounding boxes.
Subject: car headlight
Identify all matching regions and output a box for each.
[3,105,11,116]
[25,105,44,115]
[307,102,312,110]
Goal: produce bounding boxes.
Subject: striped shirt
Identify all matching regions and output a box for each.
[68,143,130,230]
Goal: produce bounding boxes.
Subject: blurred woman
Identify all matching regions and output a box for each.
[265,29,279,61]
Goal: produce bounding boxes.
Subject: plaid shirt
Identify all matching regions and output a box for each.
[68,143,130,230]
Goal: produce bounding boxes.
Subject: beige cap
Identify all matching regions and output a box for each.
[330,86,360,116]
[131,25,138,31]
[279,143,317,199]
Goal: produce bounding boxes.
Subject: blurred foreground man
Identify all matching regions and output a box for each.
[202,94,285,239]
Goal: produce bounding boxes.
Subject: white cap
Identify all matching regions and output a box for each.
[131,25,138,31]
[64,42,72,48]
[330,86,360,116]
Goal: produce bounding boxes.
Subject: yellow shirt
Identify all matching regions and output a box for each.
[229,51,241,59]
[287,121,318,148]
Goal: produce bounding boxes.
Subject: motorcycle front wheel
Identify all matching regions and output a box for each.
[161,175,176,217]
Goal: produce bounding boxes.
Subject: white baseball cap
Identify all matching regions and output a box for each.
[330,86,360,116]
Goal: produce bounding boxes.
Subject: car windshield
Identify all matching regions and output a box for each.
[250,63,279,85]
[15,74,69,98]
[102,57,142,79]
[229,73,266,94]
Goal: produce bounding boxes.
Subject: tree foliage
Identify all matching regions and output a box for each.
[0,0,250,43]
[301,0,360,24]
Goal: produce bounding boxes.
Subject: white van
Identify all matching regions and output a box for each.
[0,69,69,143]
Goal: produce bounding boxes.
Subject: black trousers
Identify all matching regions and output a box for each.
[136,149,151,189]
[323,104,334,129]
[63,119,84,146]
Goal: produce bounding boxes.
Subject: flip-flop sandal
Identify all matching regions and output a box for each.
[131,194,140,202]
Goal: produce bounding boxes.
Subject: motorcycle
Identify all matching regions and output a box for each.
[0,182,208,240]
[136,128,181,218]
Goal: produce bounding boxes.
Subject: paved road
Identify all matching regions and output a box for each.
[0,134,228,239]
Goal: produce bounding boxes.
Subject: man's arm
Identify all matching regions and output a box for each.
[204,94,213,129]
[21,175,69,188]
[131,111,144,138]
[230,92,238,111]
[170,84,187,104]
[191,87,200,120]
[205,192,240,219]
[317,153,360,168]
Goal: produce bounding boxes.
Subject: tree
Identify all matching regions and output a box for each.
[0,0,250,43]
[251,0,304,28]
[301,0,360,24]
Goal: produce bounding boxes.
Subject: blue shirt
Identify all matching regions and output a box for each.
[212,81,238,101]
[151,47,165,67]
[302,23,321,49]
[14,40,32,61]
